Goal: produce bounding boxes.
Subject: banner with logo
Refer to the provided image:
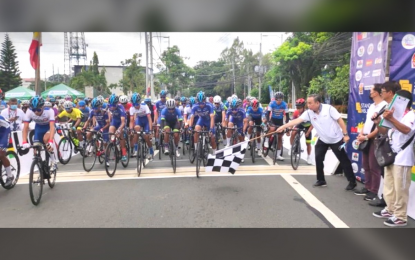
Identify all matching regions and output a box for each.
[389,32,415,220]
[346,32,389,182]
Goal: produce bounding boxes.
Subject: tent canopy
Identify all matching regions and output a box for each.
[4,86,36,100]
[41,84,85,99]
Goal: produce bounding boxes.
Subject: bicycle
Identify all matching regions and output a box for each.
[261,124,284,165]
[188,128,196,163]
[248,124,262,164]
[224,125,243,147]
[158,129,165,160]
[135,130,150,177]
[163,131,178,174]
[56,123,80,165]
[17,143,57,205]
[287,128,306,170]
[180,126,187,156]
[104,132,128,178]
[194,129,211,178]
[214,122,223,150]
[0,142,20,190]
[82,130,106,172]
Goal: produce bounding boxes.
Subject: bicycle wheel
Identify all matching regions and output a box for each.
[159,133,164,160]
[121,139,130,168]
[58,137,73,165]
[82,140,97,172]
[196,140,202,178]
[273,135,278,165]
[0,150,20,189]
[29,159,43,205]
[251,138,256,163]
[171,140,177,173]
[203,137,209,167]
[261,137,269,157]
[215,129,221,150]
[182,132,186,156]
[105,143,118,177]
[47,158,57,189]
[98,143,105,164]
[136,142,142,176]
[189,134,196,163]
[290,141,301,170]
[142,142,146,168]
[169,139,174,166]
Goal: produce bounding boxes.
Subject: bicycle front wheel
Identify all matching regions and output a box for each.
[0,150,20,189]
[121,140,130,168]
[196,141,202,178]
[29,159,43,205]
[105,143,118,177]
[136,142,142,176]
[189,134,196,163]
[251,138,256,163]
[58,137,73,165]
[82,140,97,172]
[290,142,301,170]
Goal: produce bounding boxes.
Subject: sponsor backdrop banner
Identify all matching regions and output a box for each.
[389,32,415,220]
[347,32,389,182]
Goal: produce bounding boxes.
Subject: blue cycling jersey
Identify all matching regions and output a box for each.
[226,108,246,122]
[246,107,264,119]
[110,104,126,125]
[155,100,166,115]
[161,107,183,122]
[213,103,226,117]
[191,103,214,121]
[89,110,109,127]
[79,107,90,122]
[267,100,288,119]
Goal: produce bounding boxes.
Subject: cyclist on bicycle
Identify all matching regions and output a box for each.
[183,97,196,145]
[0,115,15,186]
[154,90,167,149]
[108,94,128,162]
[160,99,183,157]
[77,100,90,130]
[130,93,154,160]
[189,91,217,155]
[247,99,265,154]
[213,95,227,142]
[57,100,85,148]
[264,91,290,161]
[120,95,133,153]
[21,96,58,173]
[224,98,247,148]
[174,96,184,115]
[287,98,313,165]
[21,100,30,114]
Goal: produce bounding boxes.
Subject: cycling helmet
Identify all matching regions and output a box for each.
[274,91,284,99]
[58,99,65,105]
[50,97,55,102]
[231,94,237,100]
[102,103,108,110]
[78,100,86,107]
[166,99,176,109]
[97,95,104,102]
[213,95,221,103]
[160,90,168,98]
[236,98,243,108]
[208,96,213,103]
[29,96,45,109]
[65,94,72,100]
[196,91,205,103]
[119,95,128,104]
[252,99,259,109]
[174,96,180,101]
[131,93,141,104]
[73,103,77,108]
[246,96,251,101]
[295,98,306,107]
[227,97,232,103]
[91,98,102,109]
[44,101,52,107]
[230,98,238,109]
[108,94,119,105]
[63,101,73,109]
[22,100,30,106]
[189,96,196,105]
[144,97,152,103]
[180,96,186,103]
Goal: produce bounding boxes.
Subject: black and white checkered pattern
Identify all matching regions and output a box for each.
[206,141,248,174]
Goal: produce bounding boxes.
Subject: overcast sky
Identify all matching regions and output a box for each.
[0,32,288,79]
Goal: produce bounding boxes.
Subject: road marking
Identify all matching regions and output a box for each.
[281,174,349,228]
[261,153,275,165]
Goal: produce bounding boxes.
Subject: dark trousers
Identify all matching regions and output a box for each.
[315,139,356,183]
[362,139,382,194]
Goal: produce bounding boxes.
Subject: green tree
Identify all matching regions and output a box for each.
[0,34,22,91]
[192,60,227,96]
[119,53,146,95]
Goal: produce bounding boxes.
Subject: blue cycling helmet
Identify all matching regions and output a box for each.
[108,94,119,105]
[102,103,108,109]
[189,96,196,105]
[144,97,152,103]
[160,90,167,98]
[78,100,86,107]
[29,96,45,109]
[131,93,141,104]
[180,96,186,103]
[91,98,102,109]
[196,91,205,103]
[230,98,238,109]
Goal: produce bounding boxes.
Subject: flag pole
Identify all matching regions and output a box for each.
[34,33,41,95]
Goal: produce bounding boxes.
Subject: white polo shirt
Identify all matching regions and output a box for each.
[299,104,343,144]
[363,101,388,134]
[388,110,415,167]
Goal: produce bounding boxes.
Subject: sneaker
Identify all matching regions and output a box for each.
[373,209,393,219]
[345,182,357,191]
[4,175,15,187]
[241,159,244,163]
[288,149,291,155]
[121,155,127,162]
[264,140,269,148]
[307,157,312,165]
[384,216,407,227]
[277,155,284,161]
[147,154,153,161]
[257,149,262,155]
[185,140,189,145]
[364,192,377,201]
[354,187,369,196]
[176,149,180,157]
[50,162,58,172]
[164,147,169,155]
[313,180,327,187]
[132,151,138,157]
[369,197,387,207]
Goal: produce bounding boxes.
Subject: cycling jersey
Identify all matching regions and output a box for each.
[130,103,151,119]
[176,105,184,115]
[110,104,126,128]
[57,108,83,121]
[161,107,183,122]
[246,107,264,120]
[183,104,193,117]
[23,109,55,143]
[156,100,166,124]
[292,109,311,127]
[79,107,90,122]
[226,108,246,123]
[213,103,227,116]
[0,115,10,151]
[191,103,214,121]
[89,110,109,127]
[267,100,288,119]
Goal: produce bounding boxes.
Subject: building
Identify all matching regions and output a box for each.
[21,78,36,88]
[73,65,125,95]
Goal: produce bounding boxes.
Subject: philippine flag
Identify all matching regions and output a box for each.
[28,32,42,69]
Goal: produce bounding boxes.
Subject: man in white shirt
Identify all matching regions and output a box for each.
[0,98,26,131]
[277,94,357,190]
[372,89,415,227]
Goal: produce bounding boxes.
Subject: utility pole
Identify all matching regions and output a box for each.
[44,70,46,91]
[145,33,149,97]
[52,64,54,83]
[149,32,155,100]
[259,34,262,101]
[232,56,236,94]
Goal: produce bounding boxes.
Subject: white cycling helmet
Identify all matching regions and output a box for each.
[213,95,221,103]
[44,101,52,107]
[231,94,238,100]
[58,99,65,105]
[166,99,176,109]
[119,95,128,104]
[22,100,30,106]
[227,97,232,103]
[63,101,73,109]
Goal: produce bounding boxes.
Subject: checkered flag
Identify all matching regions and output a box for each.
[205,141,248,174]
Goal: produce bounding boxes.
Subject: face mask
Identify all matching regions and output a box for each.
[10,105,17,110]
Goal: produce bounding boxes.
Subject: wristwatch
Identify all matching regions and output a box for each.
[343,133,348,136]
[364,136,369,141]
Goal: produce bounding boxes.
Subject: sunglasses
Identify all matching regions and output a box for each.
[133,103,140,107]
[168,108,175,110]
[65,108,72,111]
[32,108,42,112]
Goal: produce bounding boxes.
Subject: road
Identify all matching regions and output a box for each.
[1,145,413,228]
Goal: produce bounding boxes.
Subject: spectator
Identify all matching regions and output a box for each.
[276,94,357,190]
[371,88,414,227]
[354,84,388,201]
[0,98,26,131]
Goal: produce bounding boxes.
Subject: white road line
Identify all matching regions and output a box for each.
[281,174,349,228]
[261,153,275,165]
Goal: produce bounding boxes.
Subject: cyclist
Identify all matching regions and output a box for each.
[208,96,214,104]
[1,97,25,131]
[0,115,15,186]
[57,101,85,148]
[130,93,154,160]
[212,95,227,142]
[225,98,247,147]
[287,98,313,165]
[21,96,58,173]
[154,90,167,148]
[246,99,265,154]
[120,95,133,153]
[108,94,128,162]
[189,91,216,155]
[77,100,90,131]
[21,100,30,114]
[174,96,184,115]
[161,99,183,157]
[183,96,195,145]
[264,91,290,161]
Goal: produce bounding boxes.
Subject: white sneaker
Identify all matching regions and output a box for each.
[244,136,249,141]
[288,149,291,155]
[241,159,244,163]
[176,149,180,157]
[132,151,138,157]
[277,155,284,161]
[307,157,312,165]
[264,140,269,148]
